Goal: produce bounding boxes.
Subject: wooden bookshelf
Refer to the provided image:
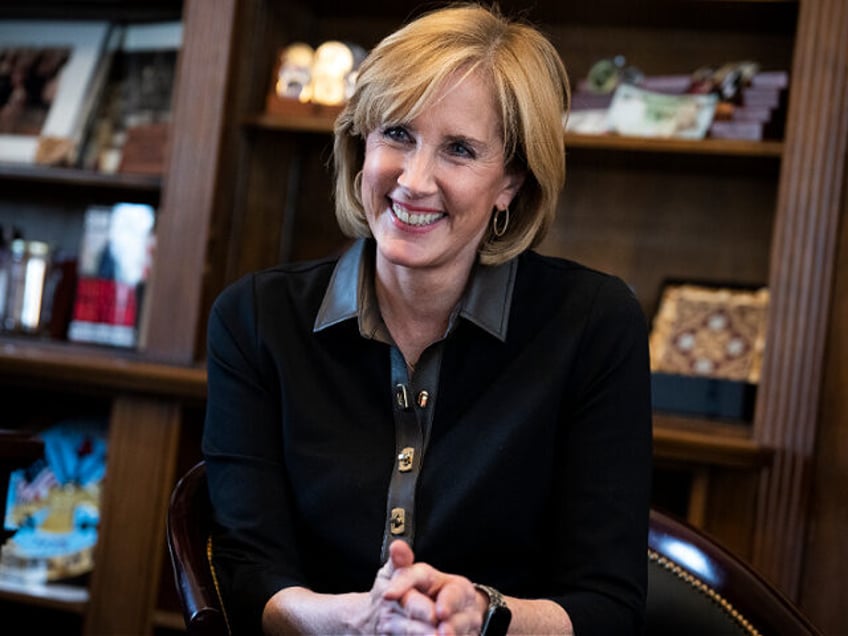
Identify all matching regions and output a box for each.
[1,0,847,634]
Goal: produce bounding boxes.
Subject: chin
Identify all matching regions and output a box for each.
[376,237,436,268]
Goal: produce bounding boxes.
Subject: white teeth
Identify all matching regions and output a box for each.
[391,202,443,226]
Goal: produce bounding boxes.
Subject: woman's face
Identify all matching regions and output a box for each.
[361,70,522,275]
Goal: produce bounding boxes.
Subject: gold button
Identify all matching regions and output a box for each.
[398,447,414,472]
[390,507,406,534]
[394,384,409,410]
[417,390,429,408]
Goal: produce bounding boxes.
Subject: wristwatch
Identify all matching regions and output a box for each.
[473,583,512,636]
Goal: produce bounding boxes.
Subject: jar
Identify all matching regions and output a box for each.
[4,240,51,333]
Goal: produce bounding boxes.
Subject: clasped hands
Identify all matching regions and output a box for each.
[369,539,486,636]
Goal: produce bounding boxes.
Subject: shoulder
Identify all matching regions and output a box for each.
[511,250,648,347]
[516,250,638,308]
[211,254,339,323]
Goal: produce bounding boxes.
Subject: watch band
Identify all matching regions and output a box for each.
[473,583,512,636]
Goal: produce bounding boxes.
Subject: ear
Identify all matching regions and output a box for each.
[495,169,526,211]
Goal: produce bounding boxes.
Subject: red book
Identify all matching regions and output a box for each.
[67,203,155,348]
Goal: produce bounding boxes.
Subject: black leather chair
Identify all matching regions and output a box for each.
[166,461,229,635]
[167,461,821,636]
[646,508,821,635]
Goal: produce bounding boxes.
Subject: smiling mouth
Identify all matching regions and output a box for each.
[391,201,445,227]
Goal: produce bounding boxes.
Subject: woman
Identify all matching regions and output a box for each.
[203,4,652,635]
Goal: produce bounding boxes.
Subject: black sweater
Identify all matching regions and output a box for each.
[203,239,652,634]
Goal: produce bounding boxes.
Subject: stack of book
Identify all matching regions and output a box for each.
[566,62,789,141]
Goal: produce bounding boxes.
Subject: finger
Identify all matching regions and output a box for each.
[378,613,439,636]
[402,587,438,624]
[384,562,438,600]
[434,580,477,620]
[436,608,481,636]
[433,580,482,636]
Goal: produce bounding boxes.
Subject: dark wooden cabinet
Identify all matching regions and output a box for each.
[1,0,846,633]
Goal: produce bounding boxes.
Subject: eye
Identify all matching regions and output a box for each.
[447,140,476,159]
[382,125,412,143]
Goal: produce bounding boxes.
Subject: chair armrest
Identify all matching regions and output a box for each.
[167,462,229,636]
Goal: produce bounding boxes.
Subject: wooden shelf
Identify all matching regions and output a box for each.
[0,0,182,20]
[0,579,88,614]
[0,337,205,401]
[653,413,772,468]
[565,133,783,157]
[247,113,783,157]
[0,164,161,194]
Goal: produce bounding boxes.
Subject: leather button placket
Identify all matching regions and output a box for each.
[380,344,441,562]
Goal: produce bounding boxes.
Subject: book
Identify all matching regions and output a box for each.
[66,203,156,348]
[709,120,765,141]
[606,83,718,140]
[564,109,611,135]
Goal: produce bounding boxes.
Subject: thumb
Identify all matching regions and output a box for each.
[376,540,414,582]
[389,539,415,570]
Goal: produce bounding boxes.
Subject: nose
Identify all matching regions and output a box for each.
[397,148,436,196]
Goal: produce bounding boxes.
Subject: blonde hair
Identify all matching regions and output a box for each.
[333,2,570,265]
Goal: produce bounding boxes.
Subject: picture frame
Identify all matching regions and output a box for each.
[0,20,110,164]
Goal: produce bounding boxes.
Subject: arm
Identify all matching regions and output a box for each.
[262,539,420,635]
[550,276,653,634]
[203,276,307,633]
[204,273,411,635]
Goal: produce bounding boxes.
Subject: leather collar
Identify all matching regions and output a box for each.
[314,238,516,342]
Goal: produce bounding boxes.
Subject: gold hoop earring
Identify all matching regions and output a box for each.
[492,207,509,238]
[352,169,364,208]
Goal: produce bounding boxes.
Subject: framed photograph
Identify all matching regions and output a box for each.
[78,20,182,174]
[0,21,110,164]
[606,83,718,140]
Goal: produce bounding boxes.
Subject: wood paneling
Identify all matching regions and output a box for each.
[83,396,181,635]
[800,134,848,634]
[751,0,848,601]
[143,0,239,363]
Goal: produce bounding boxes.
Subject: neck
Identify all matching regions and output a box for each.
[375,255,474,369]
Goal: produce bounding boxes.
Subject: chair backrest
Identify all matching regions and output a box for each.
[647,508,821,636]
[166,460,229,636]
[166,461,821,636]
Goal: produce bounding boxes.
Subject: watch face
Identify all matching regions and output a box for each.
[483,606,512,636]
